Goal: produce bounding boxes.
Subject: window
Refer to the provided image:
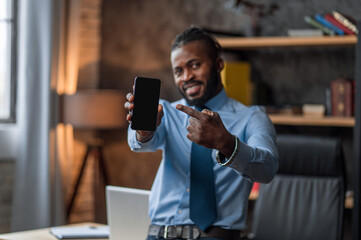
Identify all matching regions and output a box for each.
[0,0,16,122]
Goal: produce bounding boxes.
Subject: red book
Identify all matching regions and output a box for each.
[324,14,355,35]
[250,182,260,200]
[331,78,353,117]
[351,79,356,116]
[252,182,260,192]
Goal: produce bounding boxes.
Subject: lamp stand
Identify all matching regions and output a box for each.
[66,138,108,223]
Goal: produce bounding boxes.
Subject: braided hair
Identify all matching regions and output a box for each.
[171,26,222,60]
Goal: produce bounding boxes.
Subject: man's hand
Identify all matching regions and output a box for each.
[124,92,164,143]
[176,104,235,158]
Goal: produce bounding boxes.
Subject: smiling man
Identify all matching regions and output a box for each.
[125,26,278,240]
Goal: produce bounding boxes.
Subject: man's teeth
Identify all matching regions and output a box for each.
[187,85,198,90]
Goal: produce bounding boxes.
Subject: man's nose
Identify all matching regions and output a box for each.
[182,69,194,82]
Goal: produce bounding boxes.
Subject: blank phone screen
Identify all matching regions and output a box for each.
[131,77,161,131]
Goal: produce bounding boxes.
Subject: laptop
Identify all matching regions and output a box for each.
[106,185,151,240]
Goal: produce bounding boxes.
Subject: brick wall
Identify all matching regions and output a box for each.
[77,0,102,89]
[68,0,103,224]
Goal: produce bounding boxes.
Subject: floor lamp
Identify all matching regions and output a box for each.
[61,90,126,223]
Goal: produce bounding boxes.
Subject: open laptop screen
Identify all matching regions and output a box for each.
[106,186,151,240]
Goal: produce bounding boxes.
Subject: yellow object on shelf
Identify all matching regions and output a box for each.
[221,61,252,105]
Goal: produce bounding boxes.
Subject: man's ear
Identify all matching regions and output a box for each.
[216,58,224,72]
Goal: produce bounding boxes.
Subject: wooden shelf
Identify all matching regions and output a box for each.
[268,114,355,127]
[217,35,357,49]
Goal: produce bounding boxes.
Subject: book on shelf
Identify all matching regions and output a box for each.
[351,79,356,117]
[314,14,344,35]
[287,29,323,37]
[325,87,332,116]
[331,11,358,34]
[221,61,252,105]
[304,15,335,36]
[324,13,355,35]
[263,105,302,115]
[330,78,354,117]
[302,104,325,117]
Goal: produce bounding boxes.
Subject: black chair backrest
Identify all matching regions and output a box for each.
[251,134,345,240]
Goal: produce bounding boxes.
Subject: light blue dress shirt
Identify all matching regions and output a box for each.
[128,89,278,230]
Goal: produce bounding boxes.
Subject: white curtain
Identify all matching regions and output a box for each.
[11,0,65,231]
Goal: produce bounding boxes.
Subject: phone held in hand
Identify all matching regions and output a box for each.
[131,77,161,131]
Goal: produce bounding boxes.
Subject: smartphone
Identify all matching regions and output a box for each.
[131,77,161,131]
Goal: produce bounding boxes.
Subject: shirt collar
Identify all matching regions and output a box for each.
[204,88,228,111]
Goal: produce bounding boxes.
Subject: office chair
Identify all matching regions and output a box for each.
[250,134,345,240]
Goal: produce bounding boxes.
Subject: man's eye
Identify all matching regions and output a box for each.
[174,69,182,76]
[191,63,200,68]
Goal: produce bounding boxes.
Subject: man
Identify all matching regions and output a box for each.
[125,26,278,240]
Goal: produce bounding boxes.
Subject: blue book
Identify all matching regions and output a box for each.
[304,15,335,36]
[315,14,344,35]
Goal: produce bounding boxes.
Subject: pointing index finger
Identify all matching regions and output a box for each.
[176,104,203,119]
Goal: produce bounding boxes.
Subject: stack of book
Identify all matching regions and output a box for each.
[304,11,358,36]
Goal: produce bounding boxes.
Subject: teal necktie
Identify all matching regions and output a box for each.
[189,106,217,231]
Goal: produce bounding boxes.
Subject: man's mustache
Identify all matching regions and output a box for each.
[182,80,203,91]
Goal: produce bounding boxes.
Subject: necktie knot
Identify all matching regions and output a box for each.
[195,105,209,111]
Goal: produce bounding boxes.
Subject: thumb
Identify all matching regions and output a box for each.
[156,104,164,126]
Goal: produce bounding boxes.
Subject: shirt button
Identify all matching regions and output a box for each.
[178,210,182,214]
[186,188,190,192]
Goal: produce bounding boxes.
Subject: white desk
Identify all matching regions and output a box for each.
[0,223,107,240]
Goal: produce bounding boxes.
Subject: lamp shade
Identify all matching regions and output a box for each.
[61,90,127,129]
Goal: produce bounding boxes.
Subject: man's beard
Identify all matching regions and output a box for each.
[178,66,220,107]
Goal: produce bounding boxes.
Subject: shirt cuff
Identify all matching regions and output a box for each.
[216,135,239,166]
[128,127,153,150]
